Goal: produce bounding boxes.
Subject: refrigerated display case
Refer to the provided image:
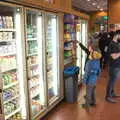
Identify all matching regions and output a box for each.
[76,19,88,83]
[25,9,46,119]
[45,13,60,105]
[76,18,82,84]
[0,3,27,120]
[81,20,88,77]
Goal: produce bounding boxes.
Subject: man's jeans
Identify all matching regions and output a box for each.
[106,67,120,97]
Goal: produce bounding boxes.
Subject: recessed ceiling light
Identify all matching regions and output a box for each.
[97,6,100,9]
[92,3,96,6]
[100,8,103,11]
[87,0,90,1]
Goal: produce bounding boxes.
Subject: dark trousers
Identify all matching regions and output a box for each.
[85,85,96,105]
[106,67,120,97]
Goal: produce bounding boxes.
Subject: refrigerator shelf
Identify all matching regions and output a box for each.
[27,53,38,57]
[47,70,53,76]
[64,48,72,50]
[5,108,20,120]
[0,29,16,32]
[3,81,19,90]
[4,95,19,104]
[27,38,37,41]
[0,52,16,57]
[49,96,59,106]
[28,63,39,68]
[29,74,39,79]
[0,67,17,73]
[0,39,15,42]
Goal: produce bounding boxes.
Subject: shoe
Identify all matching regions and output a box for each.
[90,103,96,107]
[105,97,117,103]
[81,104,89,109]
[111,93,120,97]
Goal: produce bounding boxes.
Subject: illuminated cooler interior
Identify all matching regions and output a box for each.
[46,14,59,104]
[26,10,45,118]
[0,5,27,120]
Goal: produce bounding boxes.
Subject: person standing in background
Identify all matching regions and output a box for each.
[99,24,116,69]
[105,32,120,103]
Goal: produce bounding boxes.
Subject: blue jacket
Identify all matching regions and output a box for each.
[83,59,101,85]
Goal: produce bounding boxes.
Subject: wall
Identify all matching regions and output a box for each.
[109,0,120,24]
[89,11,107,33]
[6,0,89,19]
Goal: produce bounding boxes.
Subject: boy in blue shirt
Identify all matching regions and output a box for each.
[74,39,101,109]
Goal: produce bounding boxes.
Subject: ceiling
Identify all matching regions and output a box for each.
[72,0,108,14]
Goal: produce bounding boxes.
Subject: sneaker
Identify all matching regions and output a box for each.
[81,103,89,108]
[105,97,117,103]
[90,103,96,107]
[81,104,90,112]
[111,93,120,97]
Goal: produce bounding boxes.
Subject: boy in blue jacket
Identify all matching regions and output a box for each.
[82,45,101,109]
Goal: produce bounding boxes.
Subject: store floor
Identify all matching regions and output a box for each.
[43,68,120,120]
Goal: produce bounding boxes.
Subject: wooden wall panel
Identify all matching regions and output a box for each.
[6,0,89,19]
[109,0,120,24]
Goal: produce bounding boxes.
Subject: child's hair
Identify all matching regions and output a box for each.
[88,35,100,52]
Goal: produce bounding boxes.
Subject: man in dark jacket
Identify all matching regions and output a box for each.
[99,24,116,69]
[105,32,120,103]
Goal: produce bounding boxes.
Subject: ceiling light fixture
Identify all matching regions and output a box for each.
[97,6,100,9]
[87,0,90,1]
[100,8,103,11]
[92,3,96,6]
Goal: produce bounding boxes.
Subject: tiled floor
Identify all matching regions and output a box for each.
[43,68,120,120]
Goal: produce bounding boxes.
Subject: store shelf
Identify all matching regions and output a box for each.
[64,22,75,24]
[27,38,37,41]
[4,95,19,104]
[64,48,72,50]
[0,52,16,57]
[64,40,73,43]
[5,108,20,120]
[27,53,38,57]
[0,39,15,42]
[0,29,16,32]
[64,56,73,65]
[3,81,18,90]
[1,67,17,73]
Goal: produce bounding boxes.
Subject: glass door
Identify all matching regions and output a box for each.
[0,4,27,120]
[76,19,82,84]
[81,20,88,77]
[25,9,46,119]
[45,13,59,105]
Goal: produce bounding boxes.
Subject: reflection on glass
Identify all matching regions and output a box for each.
[46,14,59,104]
[0,6,27,120]
[26,10,45,118]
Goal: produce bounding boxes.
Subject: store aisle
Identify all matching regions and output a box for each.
[43,68,120,120]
